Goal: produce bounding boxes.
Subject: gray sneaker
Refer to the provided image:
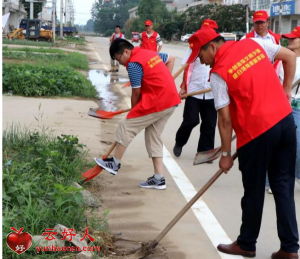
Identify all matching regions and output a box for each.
[139,175,166,190]
[94,157,120,175]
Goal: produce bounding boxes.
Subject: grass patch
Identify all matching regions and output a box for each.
[2,46,64,54]
[3,50,89,70]
[3,63,97,97]
[2,39,53,47]
[2,123,89,258]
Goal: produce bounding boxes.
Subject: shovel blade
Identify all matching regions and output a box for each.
[81,165,102,181]
[194,147,221,165]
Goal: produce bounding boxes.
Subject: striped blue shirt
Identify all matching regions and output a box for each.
[128,53,169,88]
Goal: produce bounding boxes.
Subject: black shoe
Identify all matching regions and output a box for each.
[173,144,182,157]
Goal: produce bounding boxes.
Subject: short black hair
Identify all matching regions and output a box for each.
[109,38,134,60]
[201,36,225,51]
[115,25,121,29]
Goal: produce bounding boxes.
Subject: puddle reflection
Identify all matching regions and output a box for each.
[88,70,128,111]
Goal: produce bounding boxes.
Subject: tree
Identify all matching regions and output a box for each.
[20,0,43,19]
[86,19,94,32]
[182,4,254,34]
[137,0,170,23]
[91,0,141,34]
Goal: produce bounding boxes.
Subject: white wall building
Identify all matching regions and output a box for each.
[2,0,27,32]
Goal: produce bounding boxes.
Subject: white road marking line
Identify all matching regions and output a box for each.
[91,46,109,70]
[95,48,242,259]
[163,147,243,259]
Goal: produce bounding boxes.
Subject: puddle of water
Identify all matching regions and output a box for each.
[88,69,128,111]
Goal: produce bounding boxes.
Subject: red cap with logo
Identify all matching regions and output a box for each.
[144,20,153,26]
[253,10,269,22]
[187,28,221,64]
[201,19,218,30]
[282,26,300,39]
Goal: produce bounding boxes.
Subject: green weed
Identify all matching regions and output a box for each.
[2,124,90,258]
[3,50,89,70]
[3,39,53,47]
[2,63,97,97]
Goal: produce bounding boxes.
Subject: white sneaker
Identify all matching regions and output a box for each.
[267,188,273,194]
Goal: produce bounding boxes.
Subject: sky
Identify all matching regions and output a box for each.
[55,0,95,25]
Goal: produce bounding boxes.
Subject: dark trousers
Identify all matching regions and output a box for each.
[237,114,299,253]
[175,97,217,152]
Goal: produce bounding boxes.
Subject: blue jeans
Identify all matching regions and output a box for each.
[293,108,300,180]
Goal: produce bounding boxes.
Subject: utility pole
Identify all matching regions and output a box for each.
[52,0,56,43]
[30,1,34,19]
[246,5,249,33]
[60,0,63,38]
[65,0,67,25]
[278,0,282,33]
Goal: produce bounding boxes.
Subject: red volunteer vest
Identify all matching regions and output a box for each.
[246,30,281,70]
[211,40,291,149]
[111,32,123,42]
[140,31,158,51]
[126,47,181,119]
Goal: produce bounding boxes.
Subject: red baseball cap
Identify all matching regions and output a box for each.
[282,26,300,39]
[253,10,269,22]
[144,20,153,26]
[187,29,221,63]
[201,19,218,30]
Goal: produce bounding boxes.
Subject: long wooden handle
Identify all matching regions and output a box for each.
[104,142,117,158]
[149,152,238,249]
[292,78,300,91]
[173,63,188,80]
[181,88,212,98]
[120,108,131,114]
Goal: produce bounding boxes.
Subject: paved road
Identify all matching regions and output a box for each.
[87,36,300,259]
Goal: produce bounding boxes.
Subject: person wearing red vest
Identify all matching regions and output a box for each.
[173,19,218,159]
[140,20,163,52]
[109,25,125,72]
[187,29,299,258]
[94,39,181,190]
[242,10,281,76]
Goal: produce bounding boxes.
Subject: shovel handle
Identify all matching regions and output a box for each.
[150,152,238,249]
[120,108,131,114]
[173,63,188,80]
[181,89,212,99]
[103,142,117,159]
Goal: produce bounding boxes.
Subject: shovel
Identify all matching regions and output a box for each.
[80,142,116,182]
[194,135,236,165]
[125,152,238,259]
[88,64,189,119]
[88,108,131,119]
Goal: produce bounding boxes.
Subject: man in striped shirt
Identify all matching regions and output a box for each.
[94,39,181,190]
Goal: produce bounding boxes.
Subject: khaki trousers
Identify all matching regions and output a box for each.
[115,107,175,157]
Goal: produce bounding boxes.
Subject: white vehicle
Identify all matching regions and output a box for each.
[220,32,237,41]
[181,34,192,42]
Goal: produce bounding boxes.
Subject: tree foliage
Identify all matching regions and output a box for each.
[137,0,170,23]
[182,4,253,34]
[91,0,140,34]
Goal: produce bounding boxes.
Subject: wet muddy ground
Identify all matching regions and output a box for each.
[88,69,129,111]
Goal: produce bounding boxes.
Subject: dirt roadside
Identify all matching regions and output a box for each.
[2,42,181,258]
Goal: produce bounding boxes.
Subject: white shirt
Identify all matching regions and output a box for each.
[241,31,278,44]
[181,47,213,100]
[211,38,281,110]
[279,57,300,98]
